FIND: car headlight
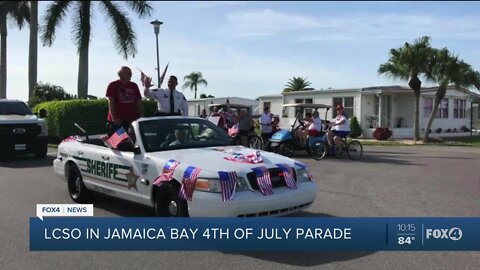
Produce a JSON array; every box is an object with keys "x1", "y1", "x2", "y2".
[
  {"x1": 195, "y1": 177, "x2": 249, "y2": 192},
  {"x1": 296, "y1": 169, "x2": 312, "y2": 182},
  {"x1": 38, "y1": 123, "x2": 48, "y2": 136}
]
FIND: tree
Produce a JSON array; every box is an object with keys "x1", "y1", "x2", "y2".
[
  {"x1": 0, "y1": 1, "x2": 30, "y2": 99},
  {"x1": 28, "y1": 0, "x2": 38, "y2": 101},
  {"x1": 378, "y1": 36, "x2": 434, "y2": 141},
  {"x1": 283, "y1": 77, "x2": 312, "y2": 92},
  {"x1": 183, "y1": 72, "x2": 208, "y2": 99},
  {"x1": 199, "y1": 93, "x2": 214, "y2": 98},
  {"x1": 28, "y1": 81, "x2": 74, "y2": 107},
  {"x1": 349, "y1": 116, "x2": 362, "y2": 138},
  {"x1": 423, "y1": 48, "x2": 480, "y2": 142},
  {"x1": 41, "y1": 1, "x2": 153, "y2": 99}
]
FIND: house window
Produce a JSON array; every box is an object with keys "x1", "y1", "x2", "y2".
[
  {"x1": 453, "y1": 99, "x2": 466, "y2": 118},
  {"x1": 332, "y1": 97, "x2": 354, "y2": 118},
  {"x1": 294, "y1": 98, "x2": 313, "y2": 118},
  {"x1": 424, "y1": 97, "x2": 448, "y2": 118}
]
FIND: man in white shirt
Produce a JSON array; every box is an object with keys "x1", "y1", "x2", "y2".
[
  {"x1": 306, "y1": 111, "x2": 323, "y2": 147},
  {"x1": 260, "y1": 107, "x2": 273, "y2": 141},
  {"x1": 143, "y1": 75, "x2": 189, "y2": 116},
  {"x1": 327, "y1": 104, "x2": 351, "y2": 150}
]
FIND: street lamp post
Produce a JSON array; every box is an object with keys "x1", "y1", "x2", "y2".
[{"x1": 150, "y1": 19, "x2": 163, "y2": 87}]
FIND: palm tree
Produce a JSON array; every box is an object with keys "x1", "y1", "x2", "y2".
[
  {"x1": 378, "y1": 36, "x2": 434, "y2": 141},
  {"x1": 283, "y1": 77, "x2": 312, "y2": 92},
  {"x1": 28, "y1": 0, "x2": 38, "y2": 101},
  {"x1": 423, "y1": 48, "x2": 480, "y2": 142},
  {"x1": 0, "y1": 1, "x2": 30, "y2": 99},
  {"x1": 183, "y1": 72, "x2": 208, "y2": 99},
  {"x1": 41, "y1": 1, "x2": 153, "y2": 99}
]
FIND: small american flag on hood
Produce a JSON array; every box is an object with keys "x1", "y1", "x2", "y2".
[
  {"x1": 179, "y1": 166, "x2": 202, "y2": 201},
  {"x1": 218, "y1": 171, "x2": 238, "y2": 202},
  {"x1": 251, "y1": 166, "x2": 273, "y2": 196},
  {"x1": 276, "y1": 163, "x2": 297, "y2": 189},
  {"x1": 153, "y1": 159, "x2": 181, "y2": 186}
]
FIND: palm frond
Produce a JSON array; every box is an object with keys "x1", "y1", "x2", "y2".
[
  {"x1": 10, "y1": 1, "x2": 30, "y2": 29},
  {"x1": 72, "y1": 1, "x2": 92, "y2": 53},
  {"x1": 100, "y1": 1, "x2": 137, "y2": 59},
  {"x1": 41, "y1": 1, "x2": 72, "y2": 46},
  {"x1": 123, "y1": 1, "x2": 153, "y2": 18}
]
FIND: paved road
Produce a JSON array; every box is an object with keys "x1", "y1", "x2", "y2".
[{"x1": 1, "y1": 146, "x2": 479, "y2": 270}]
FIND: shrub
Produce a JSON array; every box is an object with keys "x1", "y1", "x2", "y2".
[
  {"x1": 33, "y1": 99, "x2": 157, "y2": 141},
  {"x1": 373, "y1": 127, "x2": 392, "y2": 140},
  {"x1": 28, "y1": 82, "x2": 74, "y2": 108},
  {"x1": 349, "y1": 116, "x2": 362, "y2": 138},
  {"x1": 461, "y1": 126, "x2": 470, "y2": 132},
  {"x1": 446, "y1": 128, "x2": 452, "y2": 133},
  {"x1": 435, "y1": 128, "x2": 442, "y2": 133}
]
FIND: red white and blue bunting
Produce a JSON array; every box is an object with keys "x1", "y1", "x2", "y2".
[
  {"x1": 218, "y1": 171, "x2": 238, "y2": 202},
  {"x1": 251, "y1": 167, "x2": 273, "y2": 196},
  {"x1": 153, "y1": 159, "x2": 181, "y2": 186},
  {"x1": 276, "y1": 164, "x2": 297, "y2": 189},
  {"x1": 179, "y1": 166, "x2": 202, "y2": 201}
]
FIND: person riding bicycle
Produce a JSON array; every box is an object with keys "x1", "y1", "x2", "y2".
[{"x1": 327, "y1": 104, "x2": 350, "y2": 152}]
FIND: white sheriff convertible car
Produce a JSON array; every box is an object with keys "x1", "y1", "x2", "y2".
[{"x1": 53, "y1": 116, "x2": 317, "y2": 217}]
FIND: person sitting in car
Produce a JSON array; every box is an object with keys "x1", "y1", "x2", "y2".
[{"x1": 169, "y1": 129, "x2": 187, "y2": 146}]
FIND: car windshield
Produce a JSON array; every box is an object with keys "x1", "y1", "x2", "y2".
[
  {"x1": 0, "y1": 102, "x2": 33, "y2": 115},
  {"x1": 139, "y1": 118, "x2": 232, "y2": 152}
]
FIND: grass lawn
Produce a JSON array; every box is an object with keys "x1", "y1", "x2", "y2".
[
  {"x1": 442, "y1": 136, "x2": 480, "y2": 146},
  {"x1": 355, "y1": 135, "x2": 480, "y2": 147}
]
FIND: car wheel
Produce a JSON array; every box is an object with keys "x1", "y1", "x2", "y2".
[
  {"x1": 279, "y1": 142, "x2": 295, "y2": 158},
  {"x1": 155, "y1": 182, "x2": 189, "y2": 217},
  {"x1": 249, "y1": 136, "x2": 263, "y2": 149},
  {"x1": 67, "y1": 163, "x2": 92, "y2": 203}
]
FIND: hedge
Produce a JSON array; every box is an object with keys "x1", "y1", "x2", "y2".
[{"x1": 33, "y1": 99, "x2": 157, "y2": 141}]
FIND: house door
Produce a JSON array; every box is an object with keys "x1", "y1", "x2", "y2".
[{"x1": 381, "y1": 95, "x2": 392, "y2": 127}]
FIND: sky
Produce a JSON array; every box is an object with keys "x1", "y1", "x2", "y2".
[{"x1": 6, "y1": 1, "x2": 480, "y2": 102}]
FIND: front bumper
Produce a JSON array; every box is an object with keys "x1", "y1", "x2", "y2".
[
  {"x1": 0, "y1": 136, "x2": 48, "y2": 155},
  {"x1": 188, "y1": 181, "x2": 317, "y2": 217}
]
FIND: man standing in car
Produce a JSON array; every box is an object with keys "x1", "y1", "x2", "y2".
[
  {"x1": 106, "y1": 66, "x2": 143, "y2": 136},
  {"x1": 143, "y1": 75, "x2": 189, "y2": 116}
]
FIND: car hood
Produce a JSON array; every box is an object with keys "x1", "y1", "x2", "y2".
[
  {"x1": 146, "y1": 146, "x2": 303, "y2": 178},
  {"x1": 0, "y1": 114, "x2": 42, "y2": 124}
]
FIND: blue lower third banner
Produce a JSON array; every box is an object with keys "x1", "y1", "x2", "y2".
[{"x1": 30, "y1": 217, "x2": 480, "y2": 251}]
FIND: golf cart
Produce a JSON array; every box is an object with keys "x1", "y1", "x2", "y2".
[
  {"x1": 206, "y1": 103, "x2": 263, "y2": 150},
  {"x1": 269, "y1": 103, "x2": 332, "y2": 160}
]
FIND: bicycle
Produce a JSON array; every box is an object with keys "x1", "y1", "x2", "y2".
[{"x1": 324, "y1": 125, "x2": 363, "y2": 160}]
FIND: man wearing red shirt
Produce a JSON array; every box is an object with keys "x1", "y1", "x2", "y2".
[{"x1": 106, "y1": 66, "x2": 143, "y2": 135}]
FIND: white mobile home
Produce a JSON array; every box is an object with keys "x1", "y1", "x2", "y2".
[{"x1": 259, "y1": 85, "x2": 480, "y2": 139}]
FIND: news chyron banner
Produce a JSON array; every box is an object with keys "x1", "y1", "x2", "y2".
[{"x1": 31, "y1": 206, "x2": 480, "y2": 251}]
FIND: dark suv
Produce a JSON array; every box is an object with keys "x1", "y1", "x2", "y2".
[{"x1": 0, "y1": 100, "x2": 48, "y2": 159}]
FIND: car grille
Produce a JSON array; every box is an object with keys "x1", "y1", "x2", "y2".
[
  {"x1": 246, "y1": 167, "x2": 297, "y2": 190},
  {"x1": 0, "y1": 123, "x2": 41, "y2": 139},
  {"x1": 237, "y1": 202, "x2": 313, "y2": 217}
]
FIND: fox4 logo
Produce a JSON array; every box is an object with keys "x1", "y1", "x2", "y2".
[{"x1": 425, "y1": 227, "x2": 463, "y2": 241}]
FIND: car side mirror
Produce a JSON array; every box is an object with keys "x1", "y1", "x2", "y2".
[{"x1": 39, "y1": 109, "x2": 47, "y2": 118}]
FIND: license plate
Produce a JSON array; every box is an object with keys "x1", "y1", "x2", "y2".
[
  {"x1": 15, "y1": 144, "x2": 27, "y2": 151},
  {"x1": 270, "y1": 142, "x2": 279, "y2": 147}
]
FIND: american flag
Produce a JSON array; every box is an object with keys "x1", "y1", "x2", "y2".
[
  {"x1": 245, "y1": 150, "x2": 263, "y2": 164},
  {"x1": 62, "y1": 135, "x2": 79, "y2": 143},
  {"x1": 218, "y1": 171, "x2": 238, "y2": 202},
  {"x1": 179, "y1": 166, "x2": 202, "y2": 201},
  {"x1": 153, "y1": 159, "x2": 181, "y2": 186},
  {"x1": 107, "y1": 127, "x2": 129, "y2": 148},
  {"x1": 251, "y1": 167, "x2": 273, "y2": 196},
  {"x1": 276, "y1": 163, "x2": 297, "y2": 189},
  {"x1": 294, "y1": 161, "x2": 313, "y2": 180}
]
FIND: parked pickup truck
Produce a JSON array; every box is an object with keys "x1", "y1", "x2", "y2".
[{"x1": 0, "y1": 99, "x2": 48, "y2": 159}]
